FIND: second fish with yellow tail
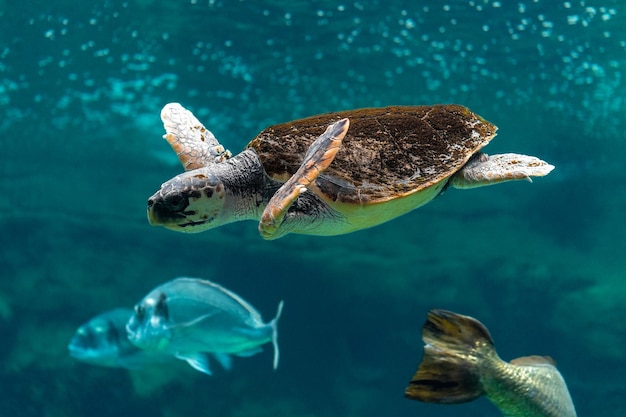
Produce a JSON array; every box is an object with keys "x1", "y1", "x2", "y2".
[{"x1": 405, "y1": 309, "x2": 577, "y2": 417}]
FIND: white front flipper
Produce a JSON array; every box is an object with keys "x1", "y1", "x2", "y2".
[
  {"x1": 450, "y1": 153, "x2": 555, "y2": 189},
  {"x1": 161, "y1": 103, "x2": 232, "y2": 170}
]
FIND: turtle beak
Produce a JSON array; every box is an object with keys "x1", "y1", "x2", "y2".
[
  {"x1": 146, "y1": 194, "x2": 163, "y2": 226},
  {"x1": 146, "y1": 192, "x2": 187, "y2": 227},
  {"x1": 147, "y1": 192, "x2": 210, "y2": 232},
  {"x1": 146, "y1": 200, "x2": 160, "y2": 226}
]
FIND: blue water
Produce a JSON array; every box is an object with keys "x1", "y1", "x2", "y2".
[{"x1": 1, "y1": 1, "x2": 624, "y2": 416}]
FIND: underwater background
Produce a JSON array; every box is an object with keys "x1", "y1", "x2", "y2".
[{"x1": 1, "y1": 0, "x2": 625, "y2": 416}]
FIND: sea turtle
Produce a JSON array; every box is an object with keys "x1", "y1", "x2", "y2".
[{"x1": 147, "y1": 103, "x2": 554, "y2": 240}]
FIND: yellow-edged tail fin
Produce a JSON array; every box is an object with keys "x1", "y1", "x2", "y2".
[{"x1": 405, "y1": 309, "x2": 494, "y2": 404}]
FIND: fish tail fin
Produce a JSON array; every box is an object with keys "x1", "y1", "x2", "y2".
[
  {"x1": 270, "y1": 300, "x2": 284, "y2": 370},
  {"x1": 405, "y1": 309, "x2": 495, "y2": 404}
]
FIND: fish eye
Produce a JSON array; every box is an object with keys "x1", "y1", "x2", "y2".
[
  {"x1": 155, "y1": 292, "x2": 169, "y2": 321},
  {"x1": 134, "y1": 304, "x2": 146, "y2": 321},
  {"x1": 105, "y1": 320, "x2": 120, "y2": 344},
  {"x1": 82, "y1": 327, "x2": 97, "y2": 348}
]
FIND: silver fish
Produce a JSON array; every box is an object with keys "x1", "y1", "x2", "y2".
[
  {"x1": 126, "y1": 277, "x2": 283, "y2": 375},
  {"x1": 405, "y1": 309, "x2": 577, "y2": 417},
  {"x1": 68, "y1": 308, "x2": 169, "y2": 369}
]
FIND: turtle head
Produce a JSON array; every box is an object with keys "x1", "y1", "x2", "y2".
[{"x1": 147, "y1": 168, "x2": 226, "y2": 233}]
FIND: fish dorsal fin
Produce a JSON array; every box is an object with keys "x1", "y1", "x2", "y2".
[
  {"x1": 510, "y1": 355, "x2": 556, "y2": 367},
  {"x1": 183, "y1": 278, "x2": 265, "y2": 323},
  {"x1": 167, "y1": 312, "x2": 216, "y2": 330}
]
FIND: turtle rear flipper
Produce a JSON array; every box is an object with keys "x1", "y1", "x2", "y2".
[
  {"x1": 161, "y1": 103, "x2": 232, "y2": 170},
  {"x1": 258, "y1": 118, "x2": 350, "y2": 240},
  {"x1": 450, "y1": 153, "x2": 555, "y2": 189}
]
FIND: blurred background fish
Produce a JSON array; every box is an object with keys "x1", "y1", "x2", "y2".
[
  {"x1": 405, "y1": 309, "x2": 577, "y2": 417},
  {"x1": 126, "y1": 277, "x2": 283, "y2": 375},
  {"x1": 68, "y1": 308, "x2": 170, "y2": 369}
]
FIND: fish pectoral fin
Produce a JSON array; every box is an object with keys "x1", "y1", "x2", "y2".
[
  {"x1": 212, "y1": 352, "x2": 233, "y2": 371},
  {"x1": 234, "y1": 347, "x2": 263, "y2": 358},
  {"x1": 175, "y1": 352, "x2": 212, "y2": 375},
  {"x1": 168, "y1": 313, "x2": 217, "y2": 330}
]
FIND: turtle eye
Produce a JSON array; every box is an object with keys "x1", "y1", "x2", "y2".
[{"x1": 165, "y1": 194, "x2": 186, "y2": 211}]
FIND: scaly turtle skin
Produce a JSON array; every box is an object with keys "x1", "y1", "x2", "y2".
[{"x1": 147, "y1": 103, "x2": 554, "y2": 240}]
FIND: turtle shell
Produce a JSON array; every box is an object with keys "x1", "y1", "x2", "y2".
[{"x1": 246, "y1": 105, "x2": 497, "y2": 204}]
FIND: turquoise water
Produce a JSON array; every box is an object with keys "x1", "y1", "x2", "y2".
[{"x1": 1, "y1": 0, "x2": 624, "y2": 416}]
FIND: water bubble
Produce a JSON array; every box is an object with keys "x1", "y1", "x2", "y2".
[{"x1": 567, "y1": 15, "x2": 579, "y2": 25}]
